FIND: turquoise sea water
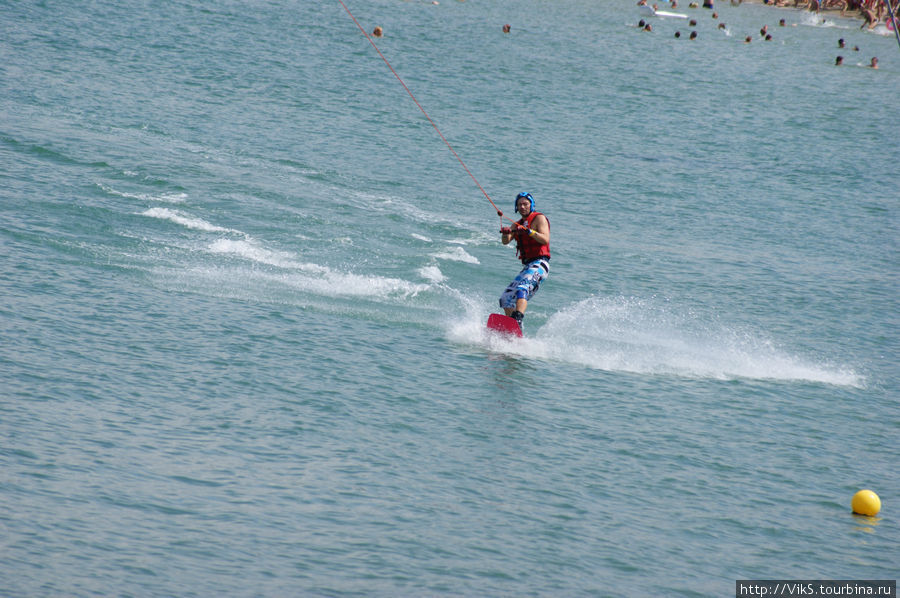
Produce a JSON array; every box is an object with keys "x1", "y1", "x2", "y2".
[{"x1": 2, "y1": 0, "x2": 897, "y2": 595}]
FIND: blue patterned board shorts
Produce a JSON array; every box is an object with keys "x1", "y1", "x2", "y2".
[{"x1": 499, "y1": 258, "x2": 550, "y2": 309}]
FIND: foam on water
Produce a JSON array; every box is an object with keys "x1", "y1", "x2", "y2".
[
  {"x1": 135, "y1": 201, "x2": 440, "y2": 306},
  {"x1": 449, "y1": 296, "x2": 862, "y2": 386},
  {"x1": 798, "y1": 12, "x2": 842, "y2": 28},
  {"x1": 208, "y1": 238, "x2": 305, "y2": 269},
  {"x1": 432, "y1": 245, "x2": 480, "y2": 264},
  {"x1": 100, "y1": 183, "x2": 187, "y2": 204},
  {"x1": 869, "y1": 24, "x2": 893, "y2": 36},
  {"x1": 418, "y1": 264, "x2": 446, "y2": 283},
  {"x1": 142, "y1": 208, "x2": 240, "y2": 234},
  {"x1": 172, "y1": 264, "x2": 433, "y2": 304},
  {"x1": 200, "y1": 239, "x2": 431, "y2": 301},
  {"x1": 346, "y1": 189, "x2": 461, "y2": 227}
]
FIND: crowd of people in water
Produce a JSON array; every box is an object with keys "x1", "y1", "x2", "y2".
[
  {"x1": 632, "y1": 0, "x2": 887, "y2": 67},
  {"x1": 368, "y1": 0, "x2": 890, "y2": 69},
  {"x1": 790, "y1": 0, "x2": 894, "y2": 31}
]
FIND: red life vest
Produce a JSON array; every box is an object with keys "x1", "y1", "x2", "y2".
[{"x1": 515, "y1": 211, "x2": 551, "y2": 263}]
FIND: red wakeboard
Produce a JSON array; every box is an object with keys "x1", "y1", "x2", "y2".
[{"x1": 486, "y1": 313, "x2": 523, "y2": 338}]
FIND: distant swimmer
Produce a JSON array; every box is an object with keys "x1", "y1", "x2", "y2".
[
  {"x1": 838, "y1": 38, "x2": 845, "y2": 48},
  {"x1": 502, "y1": 23, "x2": 511, "y2": 33},
  {"x1": 644, "y1": 23, "x2": 654, "y2": 31},
  {"x1": 373, "y1": 26, "x2": 383, "y2": 37},
  {"x1": 690, "y1": 30, "x2": 698, "y2": 39},
  {"x1": 869, "y1": 56, "x2": 878, "y2": 69},
  {"x1": 835, "y1": 55, "x2": 844, "y2": 65},
  {"x1": 745, "y1": 35, "x2": 752, "y2": 42},
  {"x1": 499, "y1": 193, "x2": 550, "y2": 328},
  {"x1": 675, "y1": 30, "x2": 682, "y2": 37}
]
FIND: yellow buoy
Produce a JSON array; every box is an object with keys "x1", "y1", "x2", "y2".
[{"x1": 851, "y1": 489, "x2": 881, "y2": 516}]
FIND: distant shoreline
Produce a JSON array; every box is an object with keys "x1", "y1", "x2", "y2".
[{"x1": 715, "y1": 0, "x2": 890, "y2": 29}]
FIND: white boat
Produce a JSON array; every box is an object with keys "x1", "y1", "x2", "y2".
[{"x1": 639, "y1": 4, "x2": 690, "y2": 18}]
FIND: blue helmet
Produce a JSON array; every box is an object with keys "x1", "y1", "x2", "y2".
[{"x1": 515, "y1": 192, "x2": 535, "y2": 214}]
